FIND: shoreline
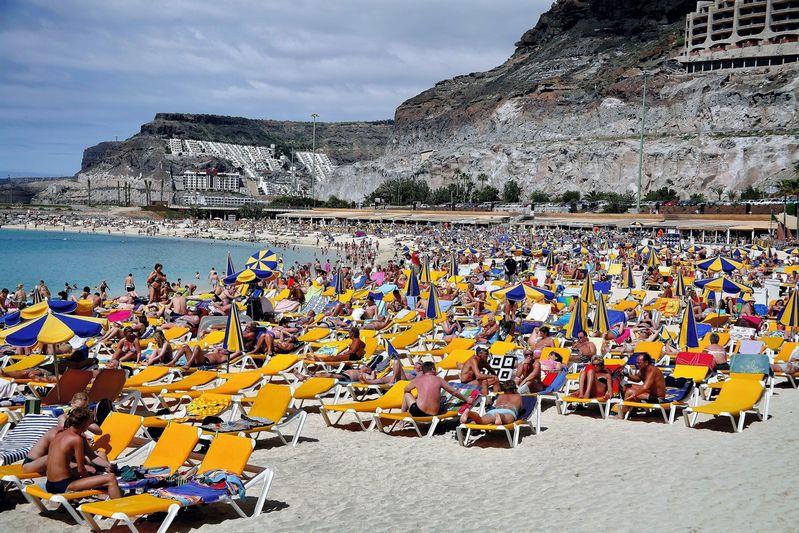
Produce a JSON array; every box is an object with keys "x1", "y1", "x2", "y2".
[{"x1": 0, "y1": 222, "x2": 397, "y2": 265}]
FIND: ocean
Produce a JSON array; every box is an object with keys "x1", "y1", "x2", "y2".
[{"x1": 0, "y1": 229, "x2": 329, "y2": 295}]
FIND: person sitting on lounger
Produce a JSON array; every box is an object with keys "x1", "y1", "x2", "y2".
[
  {"x1": 43, "y1": 407, "x2": 121, "y2": 498},
  {"x1": 306, "y1": 327, "x2": 365, "y2": 363},
  {"x1": 111, "y1": 328, "x2": 141, "y2": 364},
  {"x1": 517, "y1": 353, "x2": 564, "y2": 394},
  {"x1": 621, "y1": 353, "x2": 665, "y2": 408},
  {"x1": 459, "y1": 380, "x2": 522, "y2": 425},
  {"x1": 459, "y1": 346, "x2": 499, "y2": 395},
  {"x1": 143, "y1": 331, "x2": 174, "y2": 365},
  {"x1": 573, "y1": 355, "x2": 614, "y2": 400},
  {"x1": 403, "y1": 361, "x2": 470, "y2": 417},
  {"x1": 772, "y1": 344, "x2": 799, "y2": 374},
  {"x1": 704, "y1": 333, "x2": 728, "y2": 370},
  {"x1": 475, "y1": 317, "x2": 500, "y2": 344},
  {"x1": 571, "y1": 330, "x2": 597, "y2": 364}
]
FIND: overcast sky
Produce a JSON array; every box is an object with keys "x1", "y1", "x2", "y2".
[{"x1": 0, "y1": 0, "x2": 550, "y2": 176}]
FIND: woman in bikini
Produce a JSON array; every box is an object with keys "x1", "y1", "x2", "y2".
[{"x1": 459, "y1": 381, "x2": 522, "y2": 425}]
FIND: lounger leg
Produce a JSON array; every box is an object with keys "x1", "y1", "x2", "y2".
[
  {"x1": 504, "y1": 428, "x2": 513, "y2": 448},
  {"x1": 427, "y1": 417, "x2": 440, "y2": 438},
  {"x1": 291, "y1": 411, "x2": 307, "y2": 447},
  {"x1": 52, "y1": 497, "x2": 86, "y2": 525},
  {"x1": 155, "y1": 504, "x2": 182, "y2": 533},
  {"x1": 534, "y1": 397, "x2": 541, "y2": 434},
  {"x1": 79, "y1": 509, "x2": 102, "y2": 532},
  {"x1": 320, "y1": 409, "x2": 332, "y2": 426},
  {"x1": 737, "y1": 412, "x2": 746, "y2": 433},
  {"x1": 682, "y1": 410, "x2": 695, "y2": 428},
  {"x1": 667, "y1": 406, "x2": 676, "y2": 425}
]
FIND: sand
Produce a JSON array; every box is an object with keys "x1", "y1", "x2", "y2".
[{"x1": 2, "y1": 383, "x2": 795, "y2": 532}]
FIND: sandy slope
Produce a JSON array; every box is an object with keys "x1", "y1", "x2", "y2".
[{"x1": 2, "y1": 382, "x2": 795, "y2": 532}]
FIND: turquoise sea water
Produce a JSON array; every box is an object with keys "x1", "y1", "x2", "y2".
[{"x1": 0, "y1": 229, "x2": 327, "y2": 296}]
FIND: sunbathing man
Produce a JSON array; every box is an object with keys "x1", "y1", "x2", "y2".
[
  {"x1": 704, "y1": 333, "x2": 728, "y2": 370},
  {"x1": 620, "y1": 354, "x2": 665, "y2": 416},
  {"x1": 573, "y1": 355, "x2": 614, "y2": 399},
  {"x1": 475, "y1": 316, "x2": 500, "y2": 344},
  {"x1": 571, "y1": 331, "x2": 597, "y2": 364},
  {"x1": 459, "y1": 346, "x2": 499, "y2": 395},
  {"x1": 403, "y1": 361, "x2": 470, "y2": 417},
  {"x1": 43, "y1": 407, "x2": 121, "y2": 498},
  {"x1": 460, "y1": 380, "x2": 523, "y2": 425},
  {"x1": 24, "y1": 393, "x2": 107, "y2": 474},
  {"x1": 167, "y1": 343, "x2": 239, "y2": 369}
]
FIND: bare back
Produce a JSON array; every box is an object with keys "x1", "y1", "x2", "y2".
[{"x1": 411, "y1": 373, "x2": 444, "y2": 414}]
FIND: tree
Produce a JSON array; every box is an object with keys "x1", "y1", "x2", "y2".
[
  {"x1": 710, "y1": 185, "x2": 725, "y2": 202},
  {"x1": 601, "y1": 192, "x2": 634, "y2": 213},
  {"x1": 726, "y1": 190, "x2": 738, "y2": 203},
  {"x1": 739, "y1": 186, "x2": 764, "y2": 200},
  {"x1": 476, "y1": 173, "x2": 489, "y2": 189},
  {"x1": 502, "y1": 180, "x2": 522, "y2": 203},
  {"x1": 431, "y1": 184, "x2": 457, "y2": 205},
  {"x1": 689, "y1": 193, "x2": 706, "y2": 203},
  {"x1": 643, "y1": 187, "x2": 678, "y2": 202},
  {"x1": 473, "y1": 185, "x2": 500, "y2": 203},
  {"x1": 529, "y1": 190, "x2": 549, "y2": 203},
  {"x1": 560, "y1": 190, "x2": 581, "y2": 204},
  {"x1": 365, "y1": 177, "x2": 431, "y2": 205},
  {"x1": 584, "y1": 191, "x2": 603, "y2": 203},
  {"x1": 325, "y1": 195, "x2": 351, "y2": 208}
]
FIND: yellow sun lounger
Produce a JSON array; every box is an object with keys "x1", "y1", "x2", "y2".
[
  {"x1": 683, "y1": 376, "x2": 767, "y2": 432},
  {"x1": 227, "y1": 354, "x2": 301, "y2": 380},
  {"x1": 226, "y1": 383, "x2": 307, "y2": 447},
  {"x1": 409, "y1": 337, "x2": 475, "y2": 358},
  {"x1": 296, "y1": 327, "x2": 333, "y2": 343},
  {"x1": 23, "y1": 412, "x2": 144, "y2": 525},
  {"x1": 291, "y1": 377, "x2": 341, "y2": 407},
  {"x1": 373, "y1": 409, "x2": 459, "y2": 438},
  {"x1": 162, "y1": 371, "x2": 263, "y2": 402},
  {"x1": 123, "y1": 370, "x2": 219, "y2": 411},
  {"x1": 79, "y1": 434, "x2": 274, "y2": 533},
  {"x1": 320, "y1": 380, "x2": 409, "y2": 430},
  {"x1": 122, "y1": 366, "x2": 174, "y2": 388}
]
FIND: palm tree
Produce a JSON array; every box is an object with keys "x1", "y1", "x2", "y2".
[
  {"x1": 726, "y1": 190, "x2": 738, "y2": 203},
  {"x1": 710, "y1": 185, "x2": 725, "y2": 202}
]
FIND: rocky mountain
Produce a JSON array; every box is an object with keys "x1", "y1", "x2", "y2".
[
  {"x1": 324, "y1": 0, "x2": 799, "y2": 201},
  {"x1": 35, "y1": 114, "x2": 393, "y2": 205}
]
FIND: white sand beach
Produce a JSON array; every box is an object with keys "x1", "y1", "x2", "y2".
[{"x1": 2, "y1": 384, "x2": 794, "y2": 532}]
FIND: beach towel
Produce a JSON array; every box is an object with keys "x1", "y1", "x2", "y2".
[
  {"x1": 0, "y1": 414, "x2": 59, "y2": 465},
  {"x1": 150, "y1": 469, "x2": 245, "y2": 506},
  {"x1": 117, "y1": 465, "x2": 173, "y2": 491}
]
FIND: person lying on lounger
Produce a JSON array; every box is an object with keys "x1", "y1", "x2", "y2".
[
  {"x1": 306, "y1": 327, "x2": 364, "y2": 363},
  {"x1": 403, "y1": 361, "x2": 470, "y2": 417},
  {"x1": 459, "y1": 380, "x2": 522, "y2": 425}
]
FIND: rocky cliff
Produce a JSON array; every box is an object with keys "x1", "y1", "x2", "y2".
[
  {"x1": 35, "y1": 114, "x2": 394, "y2": 205},
  {"x1": 324, "y1": 0, "x2": 799, "y2": 201}
]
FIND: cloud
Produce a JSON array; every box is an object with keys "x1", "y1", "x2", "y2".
[{"x1": 0, "y1": 0, "x2": 551, "y2": 174}]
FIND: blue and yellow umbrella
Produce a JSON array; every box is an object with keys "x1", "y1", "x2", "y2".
[
  {"x1": 673, "y1": 274, "x2": 686, "y2": 297},
  {"x1": 460, "y1": 247, "x2": 479, "y2": 256},
  {"x1": 450, "y1": 253, "x2": 460, "y2": 277},
  {"x1": 419, "y1": 260, "x2": 432, "y2": 284},
  {"x1": 405, "y1": 269, "x2": 421, "y2": 298},
  {"x1": 678, "y1": 303, "x2": 699, "y2": 349},
  {"x1": 224, "y1": 268, "x2": 278, "y2": 285},
  {"x1": 425, "y1": 284, "x2": 442, "y2": 320},
  {"x1": 332, "y1": 268, "x2": 346, "y2": 298},
  {"x1": 621, "y1": 266, "x2": 635, "y2": 289},
  {"x1": 31, "y1": 287, "x2": 44, "y2": 305},
  {"x1": 564, "y1": 297, "x2": 588, "y2": 340},
  {"x1": 245, "y1": 249, "x2": 279, "y2": 271},
  {"x1": 697, "y1": 255, "x2": 743, "y2": 273},
  {"x1": 645, "y1": 251, "x2": 660, "y2": 269},
  {"x1": 693, "y1": 275, "x2": 752, "y2": 294},
  {"x1": 491, "y1": 283, "x2": 554, "y2": 302},
  {"x1": 593, "y1": 293, "x2": 610, "y2": 335},
  {"x1": 21, "y1": 300, "x2": 78, "y2": 320},
  {"x1": 0, "y1": 311, "x2": 105, "y2": 347},
  {"x1": 778, "y1": 288, "x2": 799, "y2": 328},
  {"x1": 223, "y1": 303, "x2": 244, "y2": 372},
  {"x1": 226, "y1": 251, "x2": 236, "y2": 278},
  {"x1": 544, "y1": 251, "x2": 557, "y2": 269},
  {"x1": 580, "y1": 274, "x2": 597, "y2": 305}
]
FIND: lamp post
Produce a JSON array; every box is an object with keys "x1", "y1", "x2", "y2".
[{"x1": 311, "y1": 113, "x2": 319, "y2": 202}]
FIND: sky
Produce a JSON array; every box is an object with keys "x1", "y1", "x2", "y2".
[{"x1": 0, "y1": 0, "x2": 550, "y2": 176}]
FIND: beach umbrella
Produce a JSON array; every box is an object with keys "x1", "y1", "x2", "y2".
[
  {"x1": 678, "y1": 303, "x2": 699, "y2": 349},
  {"x1": 645, "y1": 251, "x2": 660, "y2": 269},
  {"x1": 621, "y1": 266, "x2": 635, "y2": 289},
  {"x1": 778, "y1": 288, "x2": 799, "y2": 328},
  {"x1": 698, "y1": 255, "x2": 743, "y2": 273},
  {"x1": 564, "y1": 297, "x2": 588, "y2": 340},
  {"x1": 491, "y1": 282, "x2": 554, "y2": 302},
  {"x1": 785, "y1": 247, "x2": 799, "y2": 256},
  {"x1": 226, "y1": 251, "x2": 236, "y2": 278},
  {"x1": 32, "y1": 287, "x2": 44, "y2": 305},
  {"x1": 223, "y1": 303, "x2": 245, "y2": 373},
  {"x1": 544, "y1": 251, "x2": 557, "y2": 269},
  {"x1": 673, "y1": 274, "x2": 686, "y2": 298},
  {"x1": 425, "y1": 284, "x2": 442, "y2": 320},
  {"x1": 449, "y1": 253, "x2": 460, "y2": 277},
  {"x1": 332, "y1": 267, "x2": 345, "y2": 295},
  {"x1": 580, "y1": 274, "x2": 596, "y2": 305},
  {"x1": 223, "y1": 267, "x2": 278, "y2": 285},
  {"x1": 693, "y1": 275, "x2": 752, "y2": 294},
  {"x1": 20, "y1": 300, "x2": 78, "y2": 320},
  {"x1": 730, "y1": 247, "x2": 747, "y2": 260},
  {"x1": 0, "y1": 312, "x2": 106, "y2": 402},
  {"x1": 245, "y1": 249, "x2": 279, "y2": 271},
  {"x1": 637, "y1": 245, "x2": 652, "y2": 256},
  {"x1": 593, "y1": 293, "x2": 610, "y2": 335},
  {"x1": 419, "y1": 260, "x2": 432, "y2": 284},
  {"x1": 405, "y1": 269, "x2": 420, "y2": 298},
  {"x1": 459, "y1": 247, "x2": 479, "y2": 256}
]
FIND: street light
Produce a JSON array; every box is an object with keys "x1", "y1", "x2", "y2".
[
  {"x1": 636, "y1": 71, "x2": 648, "y2": 214},
  {"x1": 311, "y1": 113, "x2": 319, "y2": 202}
]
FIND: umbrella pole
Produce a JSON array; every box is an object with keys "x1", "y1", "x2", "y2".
[{"x1": 50, "y1": 344, "x2": 62, "y2": 404}]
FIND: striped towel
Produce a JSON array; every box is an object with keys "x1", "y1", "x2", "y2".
[{"x1": 0, "y1": 414, "x2": 58, "y2": 465}]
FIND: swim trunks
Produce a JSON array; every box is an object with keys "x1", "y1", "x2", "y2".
[
  {"x1": 408, "y1": 402, "x2": 440, "y2": 417},
  {"x1": 45, "y1": 477, "x2": 75, "y2": 494}
]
